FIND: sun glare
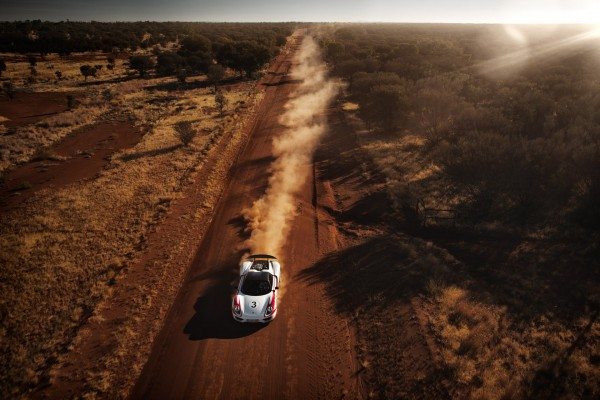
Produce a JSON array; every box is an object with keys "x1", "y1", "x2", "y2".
[
  {"x1": 501, "y1": 0, "x2": 600, "y2": 24},
  {"x1": 478, "y1": 24, "x2": 600, "y2": 77}
]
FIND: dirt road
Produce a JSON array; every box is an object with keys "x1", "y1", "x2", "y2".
[{"x1": 131, "y1": 33, "x2": 360, "y2": 399}]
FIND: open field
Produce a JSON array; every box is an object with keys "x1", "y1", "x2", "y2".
[{"x1": 0, "y1": 22, "x2": 290, "y2": 398}]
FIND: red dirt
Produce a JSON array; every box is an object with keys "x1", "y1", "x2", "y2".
[
  {"x1": 0, "y1": 121, "x2": 143, "y2": 209},
  {"x1": 0, "y1": 91, "x2": 77, "y2": 128},
  {"x1": 35, "y1": 33, "x2": 362, "y2": 400},
  {"x1": 131, "y1": 35, "x2": 360, "y2": 400}
]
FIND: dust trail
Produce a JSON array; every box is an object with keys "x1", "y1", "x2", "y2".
[{"x1": 242, "y1": 35, "x2": 339, "y2": 258}]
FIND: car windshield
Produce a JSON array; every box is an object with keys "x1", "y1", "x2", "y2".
[{"x1": 240, "y1": 272, "x2": 273, "y2": 296}]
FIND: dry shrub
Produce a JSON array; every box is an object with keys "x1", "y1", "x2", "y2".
[
  {"x1": 174, "y1": 121, "x2": 195, "y2": 146},
  {"x1": 431, "y1": 286, "x2": 508, "y2": 397},
  {"x1": 429, "y1": 286, "x2": 600, "y2": 400},
  {"x1": 30, "y1": 149, "x2": 66, "y2": 162}
]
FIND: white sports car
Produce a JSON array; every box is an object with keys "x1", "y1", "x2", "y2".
[{"x1": 232, "y1": 254, "x2": 281, "y2": 322}]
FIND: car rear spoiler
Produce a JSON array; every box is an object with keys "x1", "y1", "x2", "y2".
[{"x1": 247, "y1": 253, "x2": 277, "y2": 260}]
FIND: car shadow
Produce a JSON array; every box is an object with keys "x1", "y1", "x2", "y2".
[{"x1": 183, "y1": 255, "x2": 266, "y2": 340}]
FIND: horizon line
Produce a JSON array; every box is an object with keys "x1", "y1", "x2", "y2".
[{"x1": 1, "y1": 20, "x2": 598, "y2": 26}]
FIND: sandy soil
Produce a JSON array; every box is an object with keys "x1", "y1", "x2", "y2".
[
  {"x1": 131, "y1": 34, "x2": 361, "y2": 400},
  {"x1": 28, "y1": 32, "x2": 359, "y2": 399},
  {"x1": 0, "y1": 120, "x2": 142, "y2": 208},
  {"x1": 16, "y1": 32, "x2": 453, "y2": 400},
  {"x1": 0, "y1": 91, "x2": 78, "y2": 128}
]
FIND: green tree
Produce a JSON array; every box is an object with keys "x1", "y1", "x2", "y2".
[
  {"x1": 79, "y1": 65, "x2": 97, "y2": 80},
  {"x1": 217, "y1": 40, "x2": 271, "y2": 77},
  {"x1": 129, "y1": 55, "x2": 155, "y2": 77},
  {"x1": 177, "y1": 68, "x2": 188, "y2": 83},
  {"x1": 275, "y1": 35, "x2": 287, "y2": 47},
  {"x1": 416, "y1": 86, "x2": 463, "y2": 141},
  {"x1": 207, "y1": 64, "x2": 225, "y2": 90},
  {"x1": 325, "y1": 42, "x2": 345, "y2": 62},
  {"x1": 350, "y1": 72, "x2": 403, "y2": 97},
  {"x1": 367, "y1": 85, "x2": 410, "y2": 132},
  {"x1": 66, "y1": 94, "x2": 76, "y2": 109},
  {"x1": 106, "y1": 54, "x2": 116, "y2": 73},
  {"x1": 180, "y1": 35, "x2": 211, "y2": 54},
  {"x1": 393, "y1": 43, "x2": 419, "y2": 59},
  {"x1": 2, "y1": 81, "x2": 16, "y2": 100},
  {"x1": 333, "y1": 59, "x2": 364, "y2": 78},
  {"x1": 175, "y1": 121, "x2": 195, "y2": 147},
  {"x1": 156, "y1": 51, "x2": 184, "y2": 76},
  {"x1": 27, "y1": 54, "x2": 37, "y2": 67},
  {"x1": 215, "y1": 90, "x2": 227, "y2": 117},
  {"x1": 237, "y1": 41, "x2": 271, "y2": 77},
  {"x1": 186, "y1": 52, "x2": 212, "y2": 74}
]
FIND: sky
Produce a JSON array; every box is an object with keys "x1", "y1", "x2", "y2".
[{"x1": 1, "y1": 0, "x2": 600, "y2": 23}]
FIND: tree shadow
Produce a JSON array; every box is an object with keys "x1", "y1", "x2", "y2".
[
  {"x1": 24, "y1": 111, "x2": 60, "y2": 119},
  {"x1": 146, "y1": 75, "x2": 249, "y2": 92},
  {"x1": 325, "y1": 189, "x2": 391, "y2": 226},
  {"x1": 145, "y1": 95, "x2": 179, "y2": 105},
  {"x1": 237, "y1": 155, "x2": 275, "y2": 170},
  {"x1": 418, "y1": 222, "x2": 598, "y2": 324},
  {"x1": 315, "y1": 110, "x2": 387, "y2": 186},
  {"x1": 228, "y1": 214, "x2": 250, "y2": 243},
  {"x1": 299, "y1": 236, "x2": 459, "y2": 316},
  {"x1": 120, "y1": 144, "x2": 181, "y2": 161},
  {"x1": 527, "y1": 308, "x2": 599, "y2": 399},
  {"x1": 77, "y1": 75, "x2": 136, "y2": 87}
]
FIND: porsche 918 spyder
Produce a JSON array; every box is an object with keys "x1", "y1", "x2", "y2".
[{"x1": 232, "y1": 254, "x2": 281, "y2": 322}]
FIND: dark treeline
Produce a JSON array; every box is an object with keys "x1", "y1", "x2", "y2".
[
  {"x1": 0, "y1": 21, "x2": 293, "y2": 55},
  {"x1": 0, "y1": 21, "x2": 295, "y2": 81},
  {"x1": 322, "y1": 24, "x2": 600, "y2": 231}
]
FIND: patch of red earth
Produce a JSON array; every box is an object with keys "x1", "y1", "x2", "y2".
[
  {"x1": 0, "y1": 121, "x2": 143, "y2": 209},
  {"x1": 0, "y1": 91, "x2": 78, "y2": 128}
]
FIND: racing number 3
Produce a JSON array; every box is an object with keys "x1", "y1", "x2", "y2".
[{"x1": 251, "y1": 301, "x2": 257, "y2": 308}]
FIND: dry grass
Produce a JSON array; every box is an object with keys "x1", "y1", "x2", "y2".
[
  {"x1": 74, "y1": 86, "x2": 263, "y2": 399},
  {"x1": 427, "y1": 285, "x2": 599, "y2": 400},
  {"x1": 0, "y1": 51, "x2": 140, "y2": 172},
  {"x1": 336, "y1": 99, "x2": 600, "y2": 400},
  {"x1": 0, "y1": 96, "x2": 107, "y2": 172},
  {"x1": 0, "y1": 53, "x2": 129, "y2": 86},
  {"x1": 0, "y1": 53, "x2": 264, "y2": 397},
  {"x1": 357, "y1": 128, "x2": 457, "y2": 215}
]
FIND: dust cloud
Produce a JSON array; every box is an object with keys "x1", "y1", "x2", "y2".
[{"x1": 242, "y1": 35, "x2": 339, "y2": 258}]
